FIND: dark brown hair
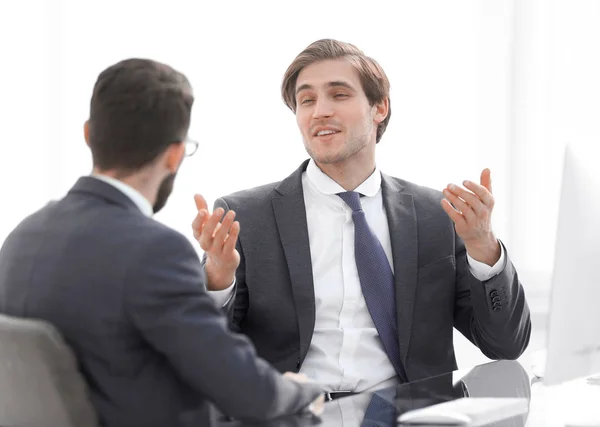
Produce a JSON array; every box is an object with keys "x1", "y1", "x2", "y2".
[{"x1": 88, "y1": 58, "x2": 194, "y2": 172}]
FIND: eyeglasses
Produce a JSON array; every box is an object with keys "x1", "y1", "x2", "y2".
[{"x1": 184, "y1": 138, "x2": 199, "y2": 157}]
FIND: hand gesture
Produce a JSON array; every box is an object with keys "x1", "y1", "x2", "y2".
[
  {"x1": 191, "y1": 194, "x2": 240, "y2": 290},
  {"x1": 441, "y1": 168, "x2": 501, "y2": 266}
]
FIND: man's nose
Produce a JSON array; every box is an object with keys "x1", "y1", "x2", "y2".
[{"x1": 312, "y1": 97, "x2": 334, "y2": 119}]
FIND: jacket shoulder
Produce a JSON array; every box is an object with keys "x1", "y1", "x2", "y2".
[
  {"x1": 386, "y1": 175, "x2": 444, "y2": 203},
  {"x1": 217, "y1": 181, "x2": 282, "y2": 211}
]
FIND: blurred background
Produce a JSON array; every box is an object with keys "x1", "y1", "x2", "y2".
[{"x1": 1, "y1": 0, "x2": 599, "y2": 369}]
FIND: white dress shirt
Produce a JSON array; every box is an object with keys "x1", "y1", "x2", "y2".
[
  {"x1": 211, "y1": 160, "x2": 505, "y2": 392},
  {"x1": 91, "y1": 174, "x2": 153, "y2": 217}
]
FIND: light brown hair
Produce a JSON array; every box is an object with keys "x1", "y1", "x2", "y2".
[{"x1": 281, "y1": 39, "x2": 391, "y2": 143}]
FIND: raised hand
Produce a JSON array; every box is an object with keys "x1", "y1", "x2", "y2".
[
  {"x1": 192, "y1": 194, "x2": 240, "y2": 290},
  {"x1": 441, "y1": 168, "x2": 501, "y2": 266}
]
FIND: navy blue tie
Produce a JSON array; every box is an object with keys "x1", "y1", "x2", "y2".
[
  {"x1": 338, "y1": 191, "x2": 403, "y2": 378},
  {"x1": 361, "y1": 389, "x2": 397, "y2": 427}
]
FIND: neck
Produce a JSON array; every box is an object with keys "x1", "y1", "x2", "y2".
[
  {"x1": 314, "y1": 144, "x2": 377, "y2": 191},
  {"x1": 92, "y1": 167, "x2": 158, "y2": 207}
]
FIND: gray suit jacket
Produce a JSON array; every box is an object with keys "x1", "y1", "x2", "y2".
[
  {"x1": 215, "y1": 161, "x2": 531, "y2": 382},
  {"x1": 0, "y1": 177, "x2": 322, "y2": 427}
]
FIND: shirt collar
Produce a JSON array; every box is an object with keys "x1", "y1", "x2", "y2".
[
  {"x1": 305, "y1": 159, "x2": 382, "y2": 197},
  {"x1": 91, "y1": 174, "x2": 154, "y2": 217}
]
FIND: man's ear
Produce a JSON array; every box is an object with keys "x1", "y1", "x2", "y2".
[
  {"x1": 373, "y1": 97, "x2": 389, "y2": 125},
  {"x1": 165, "y1": 142, "x2": 185, "y2": 174},
  {"x1": 83, "y1": 120, "x2": 90, "y2": 147}
]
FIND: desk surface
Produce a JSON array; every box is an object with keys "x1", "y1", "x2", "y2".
[{"x1": 217, "y1": 360, "x2": 600, "y2": 426}]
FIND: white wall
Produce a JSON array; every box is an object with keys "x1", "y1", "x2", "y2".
[
  {"x1": 0, "y1": 0, "x2": 54, "y2": 240},
  {"x1": 1, "y1": 0, "x2": 511, "y2": 249},
  {"x1": 3, "y1": 0, "x2": 598, "y2": 368}
]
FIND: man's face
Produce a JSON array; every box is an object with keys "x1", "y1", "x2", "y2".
[{"x1": 294, "y1": 59, "x2": 381, "y2": 166}]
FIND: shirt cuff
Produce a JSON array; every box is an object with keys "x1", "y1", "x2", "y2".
[
  {"x1": 208, "y1": 280, "x2": 236, "y2": 307},
  {"x1": 466, "y1": 243, "x2": 506, "y2": 281}
]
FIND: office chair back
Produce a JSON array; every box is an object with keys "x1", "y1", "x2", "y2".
[{"x1": 0, "y1": 313, "x2": 99, "y2": 427}]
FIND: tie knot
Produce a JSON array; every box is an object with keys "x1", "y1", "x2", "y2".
[{"x1": 337, "y1": 191, "x2": 362, "y2": 212}]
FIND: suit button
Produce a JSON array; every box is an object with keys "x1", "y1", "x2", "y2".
[
  {"x1": 490, "y1": 290, "x2": 499, "y2": 298},
  {"x1": 493, "y1": 304, "x2": 502, "y2": 311},
  {"x1": 492, "y1": 296, "x2": 501, "y2": 303}
]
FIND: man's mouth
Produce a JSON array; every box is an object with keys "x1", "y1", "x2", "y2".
[{"x1": 313, "y1": 128, "x2": 341, "y2": 137}]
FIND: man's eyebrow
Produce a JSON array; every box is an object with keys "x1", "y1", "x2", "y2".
[
  {"x1": 296, "y1": 84, "x2": 313, "y2": 95},
  {"x1": 295, "y1": 81, "x2": 356, "y2": 96},
  {"x1": 327, "y1": 81, "x2": 355, "y2": 91}
]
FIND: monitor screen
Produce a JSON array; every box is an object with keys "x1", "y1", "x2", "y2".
[{"x1": 544, "y1": 143, "x2": 600, "y2": 385}]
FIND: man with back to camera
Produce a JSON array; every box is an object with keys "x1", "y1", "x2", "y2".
[
  {"x1": 192, "y1": 39, "x2": 531, "y2": 399},
  {"x1": 0, "y1": 58, "x2": 323, "y2": 427}
]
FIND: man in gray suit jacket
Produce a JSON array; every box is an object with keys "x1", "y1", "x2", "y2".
[
  {"x1": 0, "y1": 59, "x2": 323, "y2": 427},
  {"x1": 192, "y1": 39, "x2": 531, "y2": 397}
]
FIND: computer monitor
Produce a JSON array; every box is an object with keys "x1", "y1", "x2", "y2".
[{"x1": 544, "y1": 143, "x2": 600, "y2": 385}]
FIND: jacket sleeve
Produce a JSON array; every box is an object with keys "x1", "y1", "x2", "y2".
[
  {"x1": 125, "y1": 228, "x2": 322, "y2": 421},
  {"x1": 209, "y1": 197, "x2": 249, "y2": 333},
  {"x1": 453, "y1": 236, "x2": 532, "y2": 360}
]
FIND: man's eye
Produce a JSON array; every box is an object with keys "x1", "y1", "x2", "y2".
[{"x1": 300, "y1": 99, "x2": 314, "y2": 105}]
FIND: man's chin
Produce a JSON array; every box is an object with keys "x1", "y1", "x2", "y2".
[
  {"x1": 305, "y1": 146, "x2": 341, "y2": 164},
  {"x1": 310, "y1": 151, "x2": 349, "y2": 165}
]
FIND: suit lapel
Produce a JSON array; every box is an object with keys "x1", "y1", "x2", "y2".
[
  {"x1": 271, "y1": 160, "x2": 315, "y2": 361},
  {"x1": 381, "y1": 174, "x2": 418, "y2": 365}
]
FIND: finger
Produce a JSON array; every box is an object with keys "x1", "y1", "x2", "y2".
[
  {"x1": 294, "y1": 373, "x2": 308, "y2": 383},
  {"x1": 311, "y1": 394, "x2": 325, "y2": 416},
  {"x1": 194, "y1": 194, "x2": 208, "y2": 212},
  {"x1": 442, "y1": 189, "x2": 477, "y2": 222},
  {"x1": 445, "y1": 183, "x2": 485, "y2": 216},
  {"x1": 212, "y1": 222, "x2": 222, "y2": 237},
  {"x1": 480, "y1": 168, "x2": 492, "y2": 194},
  {"x1": 222, "y1": 221, "x2": 240, "y2": 254},
  {"x1": 462, "y1": 179, "x2": 494, "y2": 207},
  {"x1": 441, "y1": 198, "x2": 467, "y2": 227},
  {"x1": 191, "y1": 210, "x2": 208, "y2": 239},
  {"x1": 211, "y1": 210, "x2": 237, "y2": 253},
  {"x1": 283, "y1": 372, "x2": 308, "y2": 383},
  {"x1": 198, "y1": 208, "x2": 225, "y2": 251}
]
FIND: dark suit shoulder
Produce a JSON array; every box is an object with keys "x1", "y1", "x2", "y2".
[
  {"x1": 217, "y1": 180, "x2": 282, "y2": 211},
  {"x1": 135, "y1": 220, "x2": 200, "y2": 267},
  {"x1": 386, "y1": 175, "x2": 444, "y2": 202},
  {"x1": 7, "y1": 194, "x2": 195, "y2": 262},
  {"x1": 217, "y1": 160, "x2": 308, "y2": 212},
  {"x1": 133, "y1": 214, "x2": 193, "y2": 247},
  {"x1": 383, "y1": 175, "x2": 450, "y2": 226}
]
